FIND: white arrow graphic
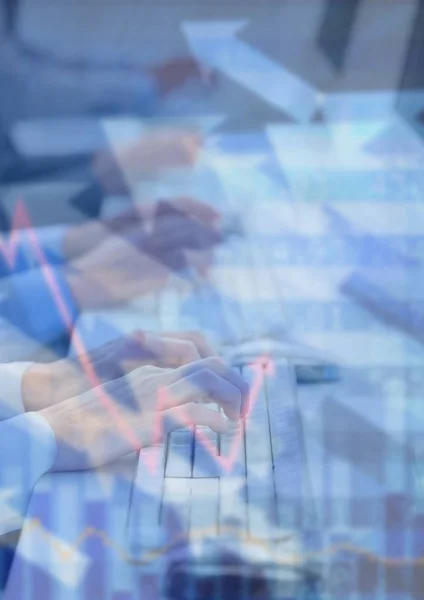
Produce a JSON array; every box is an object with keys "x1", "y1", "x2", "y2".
[{"x1": 181, "y1": 20, "x2": 320, "y2": 123}]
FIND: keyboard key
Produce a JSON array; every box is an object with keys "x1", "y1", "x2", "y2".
[
  {"x1": 127, "y1": 445, "x2": 166, "y2": 555},
  {"x1": 193, "y1": 426, "x2": 221, "y2": 478},
  {"x1": 189, "y1": 478, "x2": 219, "y2": 541},
  {"x1": 243, "y1": 365, "x2": 278, "y2": 540},
  {"x1": 219, "y1": 415, "x2": 248, "y2": 534},
  {"x1": 161, "y1": 478, "x2": 192, "y2": 541},
  {"x1": 165, "y1": 430, "x2": 193, "y2": 478},
  {"x1": 219, "y1": 474, "x2": 248, "y2": 536},
  {"x1": 266, "y1": 362, "x2": 308, "y2": 529},
  {"x1": 219, "y1": 418, "x2": 245, "y2": 475}
]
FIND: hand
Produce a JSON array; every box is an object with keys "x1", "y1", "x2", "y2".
[
  {"x1": 41, "y1": 357, "x2": 250, "y2": 471},
  {"x1": 151, "y1": 57, "x2": 216, "y2": 97},
  {"x1": 65, "y1": 233, "x2": 169, "y2": 308},
  {"x1": 23, "y1": 331, "x2": 217, "y2": 412},
  {"x1": 66, "y1": 202, "x2": 223, "y2": 308},
  {"x1": 63, "y1": 197, "x2": 221, "y2": 260},
  {"x1": 92, "y1": 129, "x2": 202, "y2": 193}
]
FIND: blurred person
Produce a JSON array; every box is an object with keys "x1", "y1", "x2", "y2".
[
  {"x1": 0, "y1": 122, "x2": 204, "y2": 226},
  {"x1": 0, "y1": 0, "x2": 213, "y2": 220},
  {"x1": 0, "y1": 0, "x2": 213, "y2": 124}
]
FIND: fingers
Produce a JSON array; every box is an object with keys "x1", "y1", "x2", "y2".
[
  {"x1": 141, "y1": 333, "x2": 202, "y2": 368},
  {"x1": 106, "y1": 331, "x2": 215, "y2": 372},
  {"x1": 170, "y1": 197, "x2": 220, "y2": 225},
  {"x1": 79, "y1": 332, "x2": 151, "y2": 382},
  {"x1": 163, "y1": 361, "x2": 247, "y2": 420},
  {"x1": 82, "y1": 331, "x2": 209, "y2": 381},
  {"x1": 173, "y1": 357, "x2": 250, "y2": 417},
  {"x1": 151, "y1": 212, "x2": 222, "y2": 250},
  {"x1": 158, "y1": 248, "x2": 188, "y2": 272},
  {"x1": 164, "y1": 403, "x2": 229, "y2": 435},
  {"x1": 160, "y1": 331, "x2": 217, "y2": 359}
]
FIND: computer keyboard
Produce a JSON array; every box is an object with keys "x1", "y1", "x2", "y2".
[{"x1": 126, "y1": 359, "x2": 320, "y2": 596}]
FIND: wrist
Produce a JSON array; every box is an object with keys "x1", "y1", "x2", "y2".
[
  {"x1": 22, "y1": 363, "x2": 55, "y2": 412},
  {"x1": 23, "y1": 359, "x2": 83, "y2": 412},
  {"x1": 39, "y1": 403, "x2": 67, "y2": 472},
  {"x1": 40, "y1": 396, "x2": 96, "y2": 472}
]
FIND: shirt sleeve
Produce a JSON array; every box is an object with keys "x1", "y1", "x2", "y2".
[
  {"x1": 0, "y1": 38, "x2": 160, "y2": 124},
  {"x1": 0, "y1": 265, "x2": 78, "y2": 345},
  {"x1": 0, "y1": 362, "x2": 32, "y2": 421},
  {"x1": 0, "y1": 413, "x2": 56, "y2": 535}
]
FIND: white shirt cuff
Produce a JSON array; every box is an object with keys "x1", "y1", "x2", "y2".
[{"x1": 0, "y1": 362, "x2": 32, "y2": 421}]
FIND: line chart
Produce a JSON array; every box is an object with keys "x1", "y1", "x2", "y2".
[
  {"x1": 21, "y1": 516, "x2": 424, "y2": 570},
  {"x1": 0, "y1": 198, "x2": 268, "y2": 472}
]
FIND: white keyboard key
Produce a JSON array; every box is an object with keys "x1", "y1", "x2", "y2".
[
  {"x1": 219, "y1": 417, "x2": 248, "y2": 534},
  {"x1": 266, "y1": 361, "x2": 308, "y2": 529},
  {"x1": 165, "y1": 430, "x2": 193, "y2": 478},
  {"x1": 193, "y1": 426, "x2": 221, "y2": 477},
  {"x1": 161, "y1": 478, "x2": 192, "y2": 540},
  {"x1": 127, "y1": 445, "x2": 166, "y2": 555},
  {"x1": 243, "y1": 366, "x2": 277, "y2": 539},
  {"x1": 189, "y1": 479, "x2": 219, "y2": 541},
  {"x1": 219, "y1": 475, "x2": 248, "y2": 535},
  {"x1": 219, "y1": 416, "x2": 245, "y2": 475}
]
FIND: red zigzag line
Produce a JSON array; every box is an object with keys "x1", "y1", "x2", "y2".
[{"x1": 4, "y1": 199, "x2": 269, "y2": 469}]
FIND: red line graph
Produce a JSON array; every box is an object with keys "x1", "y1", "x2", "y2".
[{"x1": 2, "y1": 199, "x2": 269, "y2": 471}]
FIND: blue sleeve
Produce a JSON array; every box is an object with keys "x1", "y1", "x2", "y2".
[
  {"x1": 0, "y1": 225, "x2": 68, "y2": 278},
  {"x1": 0, "y1": 265, "x2": 78, "y2": 345}
]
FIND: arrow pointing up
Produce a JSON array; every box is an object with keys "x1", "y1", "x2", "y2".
[{"x1": 182, "y1": 20, "x2": 320, "y2": 123}]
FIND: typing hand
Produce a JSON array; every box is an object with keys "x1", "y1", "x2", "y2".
[
  {"x1": 23, "y1": 331, "x2": 218, "y2": 412},
  {"x1": 63, "y1": 197, "x2": 221, "y2": 261},
  {"x1": 40, "y1": 357, "x2": 249, "y2": 471},
  {"x1": 65, "y1": 202, "x2": 222, "y2": 308},
  {"x1": 92, "y1": 128, "x2": 202, "y2": 193}
]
